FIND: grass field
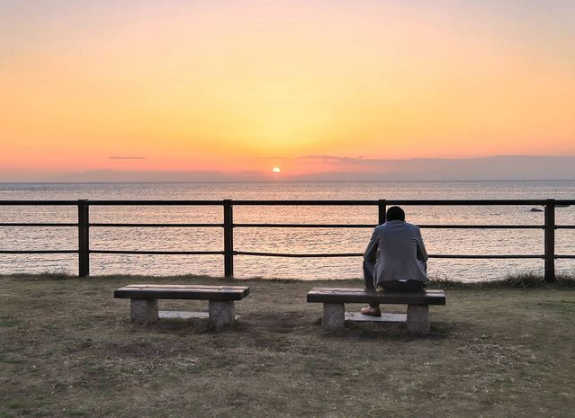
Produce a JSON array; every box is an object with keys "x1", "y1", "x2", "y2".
[{"x1": 1, "y1": 274, "x2": 575, "y2": 417}]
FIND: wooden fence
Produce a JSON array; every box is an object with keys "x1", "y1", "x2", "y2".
[{"x1": 1, "y1": 199, "x2": 574, "y2": 281}]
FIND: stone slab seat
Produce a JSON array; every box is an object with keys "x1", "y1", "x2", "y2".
[
  {"x1": 307, "y1": 287, "x2": 446, "y2": 335},
  {"x1": 114, "y1": 284, "x2": 250, "y2": 329}
]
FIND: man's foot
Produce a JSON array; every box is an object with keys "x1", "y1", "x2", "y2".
[{"x1": 360, "y1": 306, "x2": 381, "y2": 317}]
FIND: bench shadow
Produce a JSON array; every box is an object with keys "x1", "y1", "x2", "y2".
[
  {"x1": 319, "y1": 320, "x2": 455, "y2": 340},
  {"x1": 240, "y1": 311, "x2": 309, "y2": 334},
  {"x1": 125, "y1": 318, "x2": 216, "y2": 334},
  {"x1": 114, "y1": 314, "x2": 457, "y2": 341},
  {"x1": 119, "y1": 311, "x2": 312, "y2": 335}
]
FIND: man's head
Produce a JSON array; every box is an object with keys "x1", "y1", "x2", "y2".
[{"x1": 386, "y1": 206, "x2": 405, "y2": 222}]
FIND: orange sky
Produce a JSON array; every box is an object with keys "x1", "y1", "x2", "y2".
[{"x1": 1, "y1": 1, "x2": 574, "y2": 178}]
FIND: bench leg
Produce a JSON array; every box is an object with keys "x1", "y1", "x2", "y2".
[
  {"x1": 406, "y1": 304, "x2": 430, "y2": 335},
  {"x1": 323, "y1": 303, "x2": 345, "y2": 331},
  {"x1": 131, "y1": 299, "x2": 158, "y2": 324},
  {"x1": 209, "y1": 300, "x2": 235, "y2": 330}
]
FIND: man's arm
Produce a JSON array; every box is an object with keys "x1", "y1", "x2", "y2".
[
  {"x1": 364, "y1": 229, "x2": 379, "y2": 261},
  {"x1": 416, "y1": 227, "x2": 428, "y2": 262}
]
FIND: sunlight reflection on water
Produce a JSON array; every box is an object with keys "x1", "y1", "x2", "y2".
[{"x1": 0, "y1": 181, "x2": 573, "y2": 281}]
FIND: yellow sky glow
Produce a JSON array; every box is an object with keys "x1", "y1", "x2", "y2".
[{"x1": 1, "y1": 1, "x2": 574, "y2": 178}]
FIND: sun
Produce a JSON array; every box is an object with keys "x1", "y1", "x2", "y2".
[{"x1": 272, "y1": 167, "x2": 281, "y2": 173}]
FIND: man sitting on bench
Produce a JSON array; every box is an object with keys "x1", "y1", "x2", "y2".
[{"x1": 361, "y1": 206, "x2": 428, "y2": 316}]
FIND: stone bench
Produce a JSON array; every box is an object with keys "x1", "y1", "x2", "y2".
[
  {"x1": 307, "y1": 287, "x2": 446, "y2": 334},
  {"x1": 114, "y1": 284, "x2": 250, "y2": 329}
]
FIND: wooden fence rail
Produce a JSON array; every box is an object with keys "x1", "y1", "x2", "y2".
[{"x1": 1, "y1": 199, "x2": 574, "y2": 282}]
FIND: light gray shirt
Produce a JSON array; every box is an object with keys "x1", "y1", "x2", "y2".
[{"x1": 364, "y1": 220, "x2": 428, "y2": 285}]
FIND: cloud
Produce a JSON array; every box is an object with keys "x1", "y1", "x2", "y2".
[
  {"x1": 3, "y1": 155, "x2": 575, "y2": 182},
  {"x1": 108, "y1": 156, "x2": 147, "y2": 160},
  {"x1": 252, "y1": 154, "x2": 575, "y2": 181},
  {"x1": 294, "y1": 155, "x2": 377, "y2": 165},
  {"x1": 258, "y1": 155, "x2": 411, "y2": 166},
  {"x1": 288, "y1": 155, "x2": 575, "y2": 181},
  {"x1": 254, "y1": 155, "x2": 381, "y2": 165}
]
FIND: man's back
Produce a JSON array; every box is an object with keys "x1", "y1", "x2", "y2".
[{"x1": 364, "y1": 220, "x2": 428, "y2": 285}]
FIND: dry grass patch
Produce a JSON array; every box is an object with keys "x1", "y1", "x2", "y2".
[{"x1": 1, "y1": 275, "x2": 574, "y2": 417}]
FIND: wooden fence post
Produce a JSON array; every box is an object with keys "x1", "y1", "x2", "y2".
[
  {"x1": 223, "y1": 199, "x2": 234, "y2": 279},
  {"x1": 378, "y1": 199, "x2": 387, "y2": 225},
  {"x1": 544, "y1": 199, "x2": 556, "y2": 282},
  {"x1": 78, "y1": 200, "x2": 90, "y2": 277}
]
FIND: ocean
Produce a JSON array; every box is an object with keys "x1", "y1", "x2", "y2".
[{"x1": 0, "y1": 181, "x2": 574, "y2": 281}]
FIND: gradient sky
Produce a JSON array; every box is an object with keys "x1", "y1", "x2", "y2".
[{"x1": 1, "y1": 0, "x2": 574, "y2": 179}]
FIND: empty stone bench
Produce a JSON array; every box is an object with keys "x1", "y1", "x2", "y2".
[
  {"x1": 307, "y1": 287, "x2": 446, "y2": 334},
  {"x1": 114, "y1": 284, "x2": 250, "y2": 329}
]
